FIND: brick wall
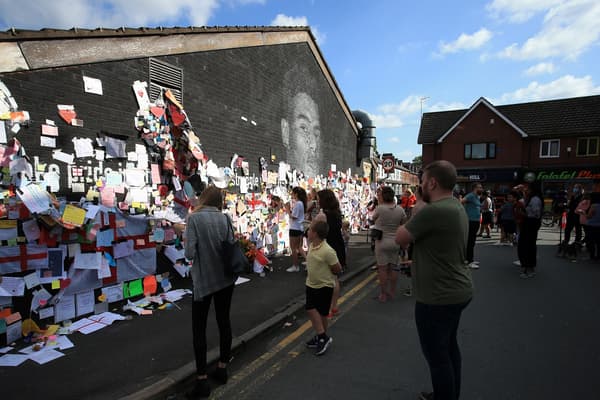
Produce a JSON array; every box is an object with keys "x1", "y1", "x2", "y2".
[{"x1": 1, "y1": 42, "x2": 357, "y2": 198}]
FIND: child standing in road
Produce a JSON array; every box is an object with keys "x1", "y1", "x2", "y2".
[{"x1": 304, "y1": 219, "x2": 342, "y2": 356}]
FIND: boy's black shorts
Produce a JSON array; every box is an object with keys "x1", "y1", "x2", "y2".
[
  {"x1": 305, "y1": 286, "x2": 334, "y2": 316},
  {"x1": 289, "y1": 229, "x2": 303, "y2": 238}
]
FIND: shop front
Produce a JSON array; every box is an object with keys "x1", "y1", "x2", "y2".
[
  {"x1": 528, "y1": 167, "x2": 600, "y2": 196},
  {"x1": 455, "y1": 168, "x2": 522, "y2": 195}
]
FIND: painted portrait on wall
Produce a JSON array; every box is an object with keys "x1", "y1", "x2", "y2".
[{"x1": 280, "y1": 63, "x2": 323, "y2": 178}]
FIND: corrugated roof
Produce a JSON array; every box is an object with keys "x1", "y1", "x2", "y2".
[
  {"x1": 0, "y1": 25, "x2": 312, "y2": 41},
  {"x1": 418, "y1": 95, "x2": 600, "y2": 144}
]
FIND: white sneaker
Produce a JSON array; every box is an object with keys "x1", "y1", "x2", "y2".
[
  {"x1": 286, "y1": 265, "x2": 300, "y2": 272},
  {"x1": 513, "y1": 260, "x2": 521, "y2": 266},
  {"x1": 472, "y1": 261, "x2": 480, "y2": 265},
  {"x1": 468, "y1": 262, "x2": 480, "y2": 269}
]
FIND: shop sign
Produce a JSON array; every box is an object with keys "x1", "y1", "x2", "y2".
[{"x1": 536, "y1": 169, "x2": 600, "y2": 181}]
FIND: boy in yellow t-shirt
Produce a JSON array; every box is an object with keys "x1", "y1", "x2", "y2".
[{"x1": 304, "y1": 220, "x2": 342, "y2": 356}]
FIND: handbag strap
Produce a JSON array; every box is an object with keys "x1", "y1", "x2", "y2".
[{"x1": 224, "y1": 214, "x2": 235, "y2": 242}]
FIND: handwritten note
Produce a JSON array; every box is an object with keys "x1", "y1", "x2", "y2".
[
  {"x1": 17, "y1": 183, "x2": 51, "y2": 214},
  {"x1": 96, "y1": 228, "x2": 114, "y2": 247},
  {"x1": 54, "y1": 295, "x2": 75, "y2": 323},
  {"x1": 75, "y1": 290, "x2": 95, "y2": 317},
  {"x1": 0, "y1": 277, "x2": 25, "y2": 296},
  {"x1": 101, "y1": 284, "x2": 124, "y2": 303},
  {"x1": 113, "y1": 240, "x2": 134, "y2": 259},
  {"x1": 73, "y1": 252, "x2": 102, "y2": 270},
  {"x1": 62, "y1": 204, "x2": 86, "y2": 226},
  {"x1": 23, "y1": 272, "x2": 40, "y2": 289}
]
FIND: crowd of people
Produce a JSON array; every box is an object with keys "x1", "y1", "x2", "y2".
[{"x1": 181, "y1": 160, "x2": 599, "y2": 400}]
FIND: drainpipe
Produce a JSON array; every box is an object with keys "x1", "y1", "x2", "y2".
[{"x1": 352, "y1": 110, "x2": 376, "y2": 166}]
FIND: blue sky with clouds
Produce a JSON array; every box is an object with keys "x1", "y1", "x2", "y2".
[{"x1": 1, "y1": 0, "x2": 599, "y2": 162}]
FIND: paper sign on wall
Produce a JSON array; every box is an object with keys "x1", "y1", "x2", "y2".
[{"x1": 83, "y1": 76, "x2": 103, "y2": 95}]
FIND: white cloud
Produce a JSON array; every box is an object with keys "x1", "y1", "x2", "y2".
[
  {"x1": 494, "y1": 75, "x2": 600, "y2": 104},
  {"x1": 369, "y1": 113, "x2": 405, "y2": 129},
  {"x1": 378, "y1": 95, "x2": 423, "y2": 116},
  {"x1": 524, "y1": 62, "x2": 556, "y2": 76},
  {"x1": 487, "y1": 0, "x2": 563, "y2": 23},
  {"x1": 0, "y1": 0, "x2": 222, "y2": 29},
  {"x1": 437, "y1": 28, "x2": 493, "y2": 55},
  {"x1": 370, "y1": 96, "x2": 468, "y2": 128},
  {"x1": 368, "y1": 95, "x2": 427, "y2": 129},
  {"x1": 270, "y1": 13, "x2": 325, "y2": 44},
  {"x1": 496, "y1": 0, "x2": 600, "y2": 60},
  {"x1": 271, "y1": 14, "x2": 307, "y2": 26},
  {"x1": 427, "y1": 101, "x2": 468, "y2": 112},
  {"x1": 388, "y1": 137, "x2": 401, "y2": 143}
]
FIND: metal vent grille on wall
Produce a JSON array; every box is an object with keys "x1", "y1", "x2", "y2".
[{"x1": 149, "y1": 58, "x2": 183, "y2": 104}]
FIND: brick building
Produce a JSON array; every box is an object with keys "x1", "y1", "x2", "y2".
[
  {"x1": 0, "y1": 26, "x2": 360, "y2": 199},
  {"x1": 418, "y1": 95, "x2": 600, "y2": 197}
]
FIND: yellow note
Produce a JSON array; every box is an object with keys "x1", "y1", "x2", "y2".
[
  {"x1": 36, "y1": 162, "x2": 47, "y2": 172},
  {"x1": 51, "y1": 280, "x2": 60, "y2": 289},
  {"x1": 62, "y1": 204, "x2": 86, "y2": 226},
  {"x1": 132, "y1": 202, "x2": 141, "y2": 208},
  {"x1": 0, "y1": 220, "x2": 17, "y2": 228},
  {"x1": 86, "y1": 189, "x2": 97, "y2": 201}
]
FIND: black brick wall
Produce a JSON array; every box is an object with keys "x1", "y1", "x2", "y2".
[{"x1": 1, "y1": 42, "x2": 357, "y2": 197}]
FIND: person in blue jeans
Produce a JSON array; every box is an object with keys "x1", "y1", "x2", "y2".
[
  {"x1": 396, "y1": 160, "x2": 473, "y2": 400},
  {"x1": 461, "y1": 182, "x2": 483, "y2": 269}
]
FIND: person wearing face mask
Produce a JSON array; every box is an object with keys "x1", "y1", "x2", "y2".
[
  {"x1": 564, "y1": 184, "x2": 584, "y2": 246},
  {"x1": 461, "y1": 183, "x2": 483, "y2": 269}
]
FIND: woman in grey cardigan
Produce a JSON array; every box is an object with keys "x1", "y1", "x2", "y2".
[{"x1": 184, "y1": 186, "x2": 236, "y2": 399}]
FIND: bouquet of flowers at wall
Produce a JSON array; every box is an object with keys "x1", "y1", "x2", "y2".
[
  {"x1": 237, "y1": 235, "x2": 257, "y2": 263},
  {"x1": 237, "y1": 235, "x2": 271, "y2": 277}
]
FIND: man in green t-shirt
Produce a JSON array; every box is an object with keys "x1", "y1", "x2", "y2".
[{"x1": 396, "y1": 160, "x2": 473, "y2": 400}]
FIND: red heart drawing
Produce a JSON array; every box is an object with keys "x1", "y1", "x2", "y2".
[
  {"x1": 150, "y1": 106, "x2": 165, "y2": 119},
  {"x1": 58, "y1": 109, "x2": 77, "y2": 124}
]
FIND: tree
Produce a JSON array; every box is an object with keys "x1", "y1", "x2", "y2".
[{"x1": 412, "y1": 155, "x2": 422, "y2": 168}]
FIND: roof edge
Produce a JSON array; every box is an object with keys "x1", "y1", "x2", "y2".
[
  {"x1": 436, "y1": 97, "x2": 527, "y2": 143},
  {"x1": 0, "y1": 25, "x2": 311, "y2": 41}
]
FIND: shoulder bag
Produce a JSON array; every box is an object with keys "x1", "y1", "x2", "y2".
[{"x1": 222, "y1": 215, "x2": 250, "y2": 277}]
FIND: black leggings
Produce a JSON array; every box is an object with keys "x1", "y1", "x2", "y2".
[
  {"x1": 192, "y1": 284, "x2": 235, "y2": 375},
  {"x1": 517, "y1": 218, "x2": 541, "y2": 269}
]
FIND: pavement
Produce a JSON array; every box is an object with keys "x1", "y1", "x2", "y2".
[{"x1": 0, "y1": 232, "x2": 376, "y2": 400}]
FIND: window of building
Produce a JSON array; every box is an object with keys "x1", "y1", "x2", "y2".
[
  {"x1": 576, "y1": 137, "x2": 599, "y2": 157},
  {"x1": 464, "y1": 142, "x2": 496, "y2": 160},
  {"x1": 539, "y1": 139, "x2": 560, "y2": 158},
  {"x1": 149, "y1": 58, "x2": 183, "y2": 104}
]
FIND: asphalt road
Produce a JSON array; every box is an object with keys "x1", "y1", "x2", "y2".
[{"x1": 173, "y1": 227, "x2": 600, "y2": 400}]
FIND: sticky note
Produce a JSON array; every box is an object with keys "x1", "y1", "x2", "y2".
[
  {"x1": 51, "y1": 280, "x2": 60, "y2": 289},
  {"x1": 62, "y1": 204, "x2": 86, "y2": 226},
  {"x1": 143, "y1": 275, "x2": 157, "y2": 296},
  {"x1": 128, "y1": 279, "x2": 143, "y2": 297}
]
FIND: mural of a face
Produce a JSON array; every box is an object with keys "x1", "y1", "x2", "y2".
[{"x1": 282, "y1": 92, "x2": 321, "y2": 177}]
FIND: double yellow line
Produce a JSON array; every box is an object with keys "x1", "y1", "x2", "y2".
[{"x1": 212, "y1": 272, "x2": 377, "y2": 399}]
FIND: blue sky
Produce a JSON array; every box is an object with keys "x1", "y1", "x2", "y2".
[{"x1": 1, "y1": 0, "x2": 599, "y2": 163}]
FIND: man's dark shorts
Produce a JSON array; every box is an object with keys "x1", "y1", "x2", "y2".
[{"x1": 305, "y1": 286, "x2": 334, "y2": 316}]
